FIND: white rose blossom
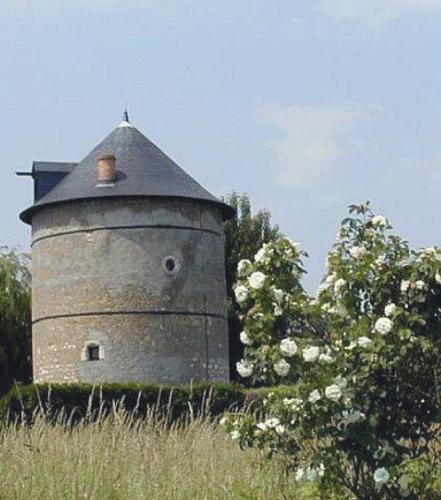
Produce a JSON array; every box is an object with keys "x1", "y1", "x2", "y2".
[
  {"x1": 375, "y1": 256, "x2": 387, "y2": 268},
  {"x1": 372, "y1": 215, "x2": 388, "y2": 227},
  {"x1": 325, "y1": 384, "x2": 343, "y2": 402},
  {"x1": 286, "y1": 238, "x2": 300, "y2": 250},
  {"x1": 239, "y1": 330, "x2": 252, "y2": 346},
  {"x1": 415, "y1": 280, "x2": 425, "y2": 290},
  {"x1": 424, "y1": 247, "x2": 437, "y2": 257},
  {"x1": 275, "y1": 424, "x2": 286, "y2": 435},
  {"x1": 373, "y1": 467, "x2": 390, "y2": 485},
  {"x1": 272, "y1": 287, "x2": 284, "y2": 303},
  {"x1": 349, "y1": 246, "x2": 366, "y2": 259},
  {"x1": 248, "y1": 271, "x2": 266, "y2": 290},
  {"x1": 321, "y1": 303, "x2": 331, "y2": 313},
  {"x1": 374, "y1": 317, "x2": 394, "y2": 336},
  {"x1": 230, "y1": 430, "x2": 240, "y2": 440},
  {"x1": 318, "y1": 353, "x2": 334, "y2": 363},
  {"x1": 254, "y1": 247, "x2": 267, "y2": 263},
  {"x1": 283, "y1": 397, "x2": 303, "y2": 411},
  {"x1": 334, "y1": 278, "x2": 346, "y2": 295},
  {"x1": 295, "y1": 468, "x2": 304, "y2": 482},
  {"x1": 256, "y1": 422, "x2": 268, "y2": 432},
  {"x1": 234, "y1": 284, "x2": 248, "y2": 303},
  {"x1": 237, "y1": 259, "x2": 251, "y2": 277},
  {"x1": 357, "y1": 336, "x2": 372, "y2": 348},
  {"x1": 400, "y1": 280, "x2": 411, "y2": 293},
  {"x1": 317, "y1": 282, "x2": 329, "y2": 295},
  {"x1": 335, "y1": 376, "x2": 347, "y2": 389},
  {"x1": 280, "y1": 338, "x2": 298, "y2": 357},
  {"x1": 326, "y1": 273, "x2": 336, "y2": 284},
  {"x1": 305, "y1": 467, "x2": 319, "y2": 483},
  {"x1": 384, "y1": 303, "x2": 396, "y2": 317},
  {"x1": 302, "y1": 346, "x2": 320, "y2": 363},
  {"x1": 436, "y1": 273, "x2": 441, "y2": 285},
  {"x1": 282, "y1": 397, "x2": 294, "y2": 407},
  {"x1": 265, "y1": 417, "x2": 280, "y2": 428},
  {"x1": 318, "y1": 273, "x2": 337, "y2": 295},
  {"x1": 308, "y1": 389, "x2": 321, "y2": 404},
  {"x1": 236, "y1": 359, "x2": 254, "y2": 378},
  {"x1": 274, "y1": 359, "x2": 290, "y2": 377},
  {"x1": 344, "y1": 341, "x2": 357, "y2": 351},
  {"x1": 341, "y1": 409, "x2": 365, "y2": 426},
  {"x1": 334, "y1": 304, "x2": 348, "y2": 318},
  {"x1": 273, "y1": 303, "x2": 283, "y2": 316}
]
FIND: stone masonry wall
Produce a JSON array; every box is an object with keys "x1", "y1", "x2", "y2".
[{"x1": 31, "y1": 198, "x2": 229, "y2": 384}]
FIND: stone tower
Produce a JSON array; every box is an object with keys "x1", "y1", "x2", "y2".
[{"x1": 19, "y1": 115, "x2": 234, "y2": 384}]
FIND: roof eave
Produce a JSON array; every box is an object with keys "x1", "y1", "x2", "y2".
[{"x1": 19, "y1": 194, "x2": 235, "y2": 225}]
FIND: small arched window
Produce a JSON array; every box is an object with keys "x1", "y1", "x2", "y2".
[
  {"x1": 81, "y1": 342, "x2": 104, "y2": 362},
  {"x1": 87, "y1": 344, "x2": 100, "y2": 361}
]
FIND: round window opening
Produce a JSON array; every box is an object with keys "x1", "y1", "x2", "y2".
[{"x1": 163, "y1": 256, "x2": 180, "y2": 275}]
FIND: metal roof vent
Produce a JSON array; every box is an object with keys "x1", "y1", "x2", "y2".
[{"x1": 96, "y1": 154, "x2": 117, "y2": 187}]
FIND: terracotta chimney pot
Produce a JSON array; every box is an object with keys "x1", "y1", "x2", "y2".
[{"x1": 96, "y1": 154, "x2": 117, "y2": 184}]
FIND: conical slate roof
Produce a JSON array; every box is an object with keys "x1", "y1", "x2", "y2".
[{"x1": 20, "y1": 119, "x2": 234, "y2": 224}]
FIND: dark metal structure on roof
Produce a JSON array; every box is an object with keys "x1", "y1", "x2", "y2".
[
  {"x1": 19, "y1": 117, "x2": 234, "y2": 224},
  {"x1": 17, "y1": 162, "x2": 77, "y2": 202}
]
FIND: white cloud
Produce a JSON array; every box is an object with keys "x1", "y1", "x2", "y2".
[
  {"x1": 256, "y1": 102, "x2": 380, "y2": 187},
  {"x1": 315, "y1": 0, "x2": 441, "y2": 33}
]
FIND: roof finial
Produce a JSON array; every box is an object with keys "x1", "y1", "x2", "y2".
[{"x1": 118, "y1": 105, "x2": 133, "y2": 128}]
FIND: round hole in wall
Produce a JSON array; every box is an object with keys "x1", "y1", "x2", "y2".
[
  {"x1": 163, "y1": 256, "x2": 180, "y2": 275},
  {"x1": 165, "y1": 258, "x2": 175, "y2": 272}
]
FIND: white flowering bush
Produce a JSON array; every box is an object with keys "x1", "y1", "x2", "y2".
[
  {"x1": 224, "y1": 203, "x2": 441, "y2": 499},
  {"x1": 233, "y1": 238, "x2": 326, "y2": 386}
]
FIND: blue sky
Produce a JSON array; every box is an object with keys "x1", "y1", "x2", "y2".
[{"x1": 2, "y1": 0, "x2": 441, "y2": 290}]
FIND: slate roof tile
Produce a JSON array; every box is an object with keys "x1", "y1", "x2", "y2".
[{"x1": 20, "y1": 121, "x2": 234, "y2": 224}]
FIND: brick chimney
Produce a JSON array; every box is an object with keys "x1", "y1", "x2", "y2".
[{"x1": 96, "y1": 154, "x2": 117, "y2": 185}]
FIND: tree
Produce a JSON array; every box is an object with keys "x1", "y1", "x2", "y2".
[
  {"x1": 223, "y1": 192, "x2": 281, "y2": 380},
  {"x1": 223, "y1": 203, "x2": 441, "y2": 499},
  {"x1": 0, "y1": 248, "x2": 32, "y2": 395}
]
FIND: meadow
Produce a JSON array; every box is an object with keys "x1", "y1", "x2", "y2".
[{"x1": 0, "y1": 412, "x2": 308, "y2": 500}]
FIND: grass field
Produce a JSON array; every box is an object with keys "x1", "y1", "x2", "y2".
[{"x1": 0, "y1": 412, "x2": 308, "y2": 500}]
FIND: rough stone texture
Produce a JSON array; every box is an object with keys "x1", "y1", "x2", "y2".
[{"x1": 31, "y1": 197, "x2": 229, "y2": 384}]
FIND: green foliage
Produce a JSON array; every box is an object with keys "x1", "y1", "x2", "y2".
[
  {"x1": 1, "y1": 383, "x2": 308, "y2": 425},
  {"x1": 398, "y1": 454, "x2": 441, "y2": 499},
  {"x1": 223, "y1": 192, "x2": 281, "y2": 379},
  {"x1": 0, "y1": 248, "x2": 31, "y2": 395},
  {"x1": 233, "y1": 238, "x2": 323, "y2": 386},
  {"x1": 0, "y1": 382, "x2": 247, "y2": 423},
  {"x1": 224, "y1": 202, "x2": 441, "y2": 500}
]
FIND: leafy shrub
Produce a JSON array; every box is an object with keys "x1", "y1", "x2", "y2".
[
  {"x1": 223, "y1": 192, "x2": 281, "y2": 379},
  {"x1": 232, "y1": 237, "x2": 324, "y2": 386},
  {"x1": 223, "y1": 203, "x2": 441, "y2": 499},
  {"x1": 0, "y1": 248, "x2": 31, "y2": 395},
  {"x1": 0, "y1": 382, "x2": 246, "y2": 423},
  {"x1": 0, "y1": 383, "x2": 302, "y2": 425}
]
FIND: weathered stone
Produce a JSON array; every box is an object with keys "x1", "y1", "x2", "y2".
[{"x1": 31, "y1": 198, "x2": 230, "y2": 384}]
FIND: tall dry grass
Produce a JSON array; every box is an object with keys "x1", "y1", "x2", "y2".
[{"x1": 0, "y1": 407, "x2": 305, "y2": 500}]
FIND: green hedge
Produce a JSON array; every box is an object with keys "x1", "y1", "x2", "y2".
[
  {"x1": 0, "y1": 383, "x2": 300, "y2": 423},
  {"x1": 0, "y1": 382, "x2": 242, "y2": 422}
]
